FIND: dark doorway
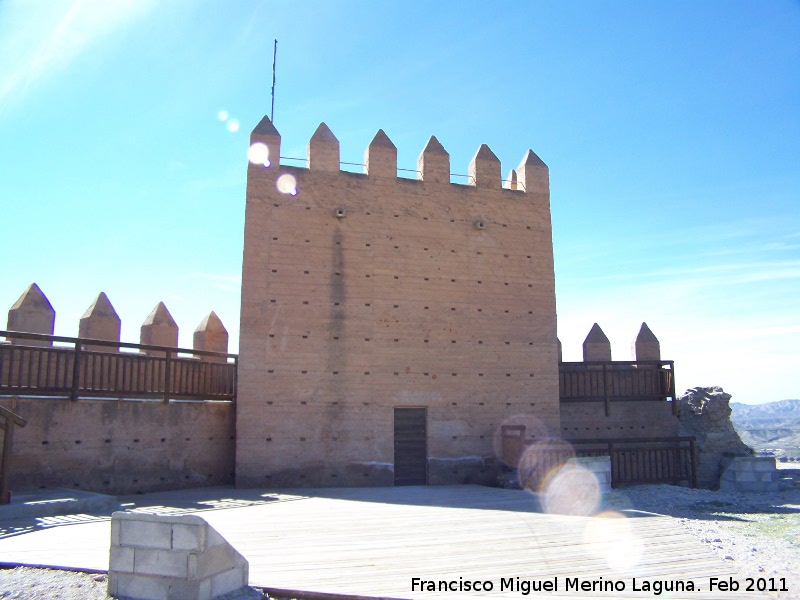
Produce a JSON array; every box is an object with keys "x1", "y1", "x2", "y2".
[{"x1": 393, "y1": 407, "x2": 427, "y2": 485}]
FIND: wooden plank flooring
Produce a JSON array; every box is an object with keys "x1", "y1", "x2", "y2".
[{"x1": 0, "y1": 485, "x2": 767, "y2": 599}]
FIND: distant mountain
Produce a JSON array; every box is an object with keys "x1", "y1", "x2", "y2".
[{"x1": 730, "y1": 399, "x2": 800, "y2": 458}]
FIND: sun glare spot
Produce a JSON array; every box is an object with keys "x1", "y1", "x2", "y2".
[
  {"x1": 226, "y1": 119, "x2": 240, "y2": 132},
  {"x1": 583, "y1": 511, "x2": 628, "y2": 548},
  {"x1": 217, "y1": 110, "x2": 229, "y2": 121},
  {"x1": 492, "y1": 414, "x2": 550, "y2": 469},
  {"x1": 248, "y1": 143, "x2": 270, "y2": 166},
  {"x1": 540, "y1": 462, "x2": 600, "y2": 516},
  {"x1": 276, "y1": 173, "x2": 297, "y2": 195},
  {"x1": 583, "y1": 512, "x2": 644, "y2": 571},
  {"x1": 516, "y1": 438, "x2": 575, "y2": 492}
]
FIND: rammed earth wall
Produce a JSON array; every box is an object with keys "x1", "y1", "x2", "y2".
[
  {"x1": 236, "y1": 117, "x2": 560, "y2": 486},
  {"x1": 5, "y1": 396, "x2": 235, "y2": 494}
]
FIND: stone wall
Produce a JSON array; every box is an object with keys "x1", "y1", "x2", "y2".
[
  {"x1": 237, "y1": 117, "x2": 560, "y2": 487},
  {"x1": 560, "y1": 399, "x2": 679, "y2": 440},
  {"x1": 5, "y1": 396, "x2": 235, "y2": 494},
  {"x1": 678, "y1": 386, "x2": 751, "y2": 488}
]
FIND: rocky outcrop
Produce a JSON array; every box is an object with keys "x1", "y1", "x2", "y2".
[{"x1": 678, "y1": 386, "x2": 752, "y2": 489}]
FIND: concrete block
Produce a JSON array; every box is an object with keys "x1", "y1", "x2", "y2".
[
  {"x1": 134, "y1": 548, "x2": 189, "y2": 578},
  {"x1": 760, "y1": 472, "x2": 776, "y2": 483},
  {"x1": 109, "y1": 512, "x2": 248, "y2": 600},
  {"x1": 205, "y1": 527, "x2": 226, "y2": 549},
  {"x1": 734, "y1": 471, "x2": 759, "y2": 483},
  {"x1": 753, "y1": 457, "x2": 777, "y2": 472},
  {"x1": 210, "y1": 566, "x2": 248, "y2": 597},
  {"x1": 196, "y1": 544, "x2": 235, "y2": 578},
  {"x1": 111, "y1": 518, "x2": 122, "y2": 547},
  {"x1": 110, "y1": 545, "x2": 135, "y2": 573},
  {"x1": 119, "y1": 518, "x2": 173, "y2": 550},
  {"x1": 114, "y1": 572, "x2": 170, "y2": 600},
  {"x1": 168, "y1": 579, "x2": 208, "y2": 600},
  {"x1": 172, "y1": 523, "x2": 206, "y2": 551}
]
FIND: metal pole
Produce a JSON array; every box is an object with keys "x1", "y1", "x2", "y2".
[{"x1": 271, "y1": 39, "x2": 277, "y2": 122}]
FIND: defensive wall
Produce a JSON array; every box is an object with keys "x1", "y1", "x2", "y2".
[
  {"x1": 0, "y1": 284, "x2": 236, "y2": 494},
  {"x1": 1, "y1": 284, "x2": 680, "y2": 493},
  {"x1": 558, "y1": 322, "x2": 679, "y2": 442},
  {"x1": 1, "y1": 116, "x2": 685, "y2": 493}
]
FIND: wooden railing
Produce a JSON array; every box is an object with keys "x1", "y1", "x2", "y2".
[
  {"x1": 572, "y1": 437, "x2": 697, "y2": 488},
  {"x1": 0, "y1": 331, "x2": 237, "y2": 403},
  {"x1": 559, "y1": 360, "x2": 675, "y2": 415},
  {"x1": 501, "y1": 426, "x2": 696, "y2": 489}
]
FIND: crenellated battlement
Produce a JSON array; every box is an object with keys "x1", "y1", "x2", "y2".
[
  {"x1": 4, "y1": 283, "x2": 228, "y2": 357},
  {"x1": 558, "y1": 322, "x2": 663, "y2": 363},
  {"x1": 247, "y1": 116, "x2": 548, "y2": 193}
]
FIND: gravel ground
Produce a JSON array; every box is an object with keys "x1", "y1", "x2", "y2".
[
  {"x1": 602, "y1": 466, "x2": 800, "y2": 600},
  {"x1": 1, "y1": 470, "x2": 798, "y2": 599}
]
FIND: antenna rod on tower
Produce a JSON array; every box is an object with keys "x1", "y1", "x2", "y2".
[{"x1": 271, "y1": 39, "x2": 277, "y2": 122}]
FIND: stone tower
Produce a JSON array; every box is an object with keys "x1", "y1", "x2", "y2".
[{"x1": 236, "y1": 117, "x2": 560, "y2": 487}]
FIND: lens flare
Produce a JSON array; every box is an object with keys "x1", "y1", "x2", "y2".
[
  {"x1": 248, "y1": 143, "x2": 270, "y2": 166},
  {"x1": 540, "y1": 462, "x2": 601, "y2": 516},
  {"x1": 226, "y1": 119, "x2": 240, "y2": 132},
  {"x1": 583, "y1": 511, "x2": 644, "y2": 572},
  {"x1": 217, "y1": 110, "x2": 229, "y2": 121},
  {"x1": 276, "y1": 173, "x2": 297, "y2": 195},
  {"x1": 492, "y1": 414, "x2": 550, "y2": 468},
  {"x1": 516, "y1": 438, "x2": 575, "y2": 492}
]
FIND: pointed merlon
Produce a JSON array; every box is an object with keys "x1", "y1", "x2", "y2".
[
  {"x1": 633, "y1": 322, "x2": 661, "y2": 362},
  {"x1": 249, "y1": 115, "x2": 281, "y2": 168},
  {"x1": 468, "y1": 144, "x2": 501, "y2": 189},
  {"x1": 140, "y1": 302, "x2": 179, "y2": 350},
  {"x1": 194, "y1": 311, "x2": 229, "y2": 361},
  {"x1": 504, "y1": 169, "x2": 518, "y2": 191},
  {"x1": 79, "y1": 292, "x2": 121, "y2": 350},
  {"x1": 307, "y1": 122, "x2": 340, "y2": 172},
  {"x1": 582, "y1": 323, "x2": 611, "y2": 362},
  {"x1": 417, "y1": 136, "x2": 450, "y2": 184},
  {"x1": 364, "y1": 129, "x2": 397, "y2": 179},
  {"x1": 516, "y1": 149, "x2": 549, "y2": 195},
  {"x1": 6, "y1": 283, "x2": 55, "y2": 346},
  {"x1": 252, "y1": 115, "x2": 280, "y2": 137}
]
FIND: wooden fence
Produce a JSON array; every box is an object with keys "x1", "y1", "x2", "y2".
[
  {"x1": 0, "y1": 331, "x2": 237, "y2": 403},
  {"x1": 572, "y1": 437, "x2": 697, "y2": 488},
  {"x1": 559, "y1": 360, "x2": 676, "y2": 415},
  {"x1": 501, "y1": 425, "x2": 696, "y2": 488}
]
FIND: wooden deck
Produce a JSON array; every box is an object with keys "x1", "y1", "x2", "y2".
[{"x1": 0, "y1": 485, "x2": 765, "y2": 599}]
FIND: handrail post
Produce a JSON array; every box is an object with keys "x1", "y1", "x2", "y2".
[
  {"x1": 669, "y1": 362, "x2": 677, "y2": 415},
  {"x1": 0, "y1": 419, "x2": 14, "y2": 504},
  {"x1": 163, "y1": 349, "x2": 172, "y2": 403},
  {"x1": 602, "y1": 362, "x2": 610, "y2": 416},
  {"x1": 232, "y1": 356, "x2": 238, "y2": 404},
  {"x1": 607, "y1": 441, "x2": 614, "y2": 487},
  {"x1": 0, "y1": 406, "x2": 29, "y2": 504},
  {"x1": 70, "y1": 341, "x2": 82, "y2": 402}
]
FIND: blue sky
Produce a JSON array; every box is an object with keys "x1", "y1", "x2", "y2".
[{"x1": 1, "y1": 0, "x2": 798, "y2": 404}]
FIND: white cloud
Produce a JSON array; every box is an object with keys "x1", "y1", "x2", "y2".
[{"x1": 0, "y1": 0, "x2": 155, "y2": 110}]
